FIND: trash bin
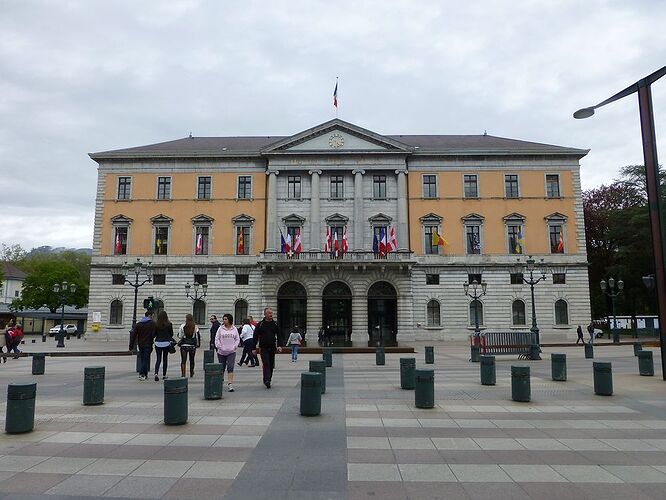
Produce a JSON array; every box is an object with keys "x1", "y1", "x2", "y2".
[
  {"x1": 551, "y1": 353, "x2": 567, "y2": 382},
  {"x1": 309, "y1": 360, "x2": 326, "y2": 394},
  {"x1": 6, "y1": 382, "x2": 36, "y2": 434},
  {"x1": 323, "y1": 347, "x2": 333, "y2": 367},
  {"x1": 204, "y1": 363, "x2": 223, "y2": 400},
  {"x1": 203, "y1": 350, "x2": 214, "y2": 365},
  {"x1": 633, "y1": 342, "x2": 643, "y2": 356},
  {"x1": 584, "y1": 343, "x2": 594, "y2": 359},
  {"x1": 480, "y1": 355, "x2": 496, "y2": 386},
  {"x1": 300, "y1": 372, "x2": 322, "y2": 416},
  {"x1": 414, "y1": 369, "x2": 435, "y2": 409},
  {"x1": 529, "y1": 344, "x2": 541, "y2": 361},
  {"x1": 470, "y1": 345, "x2": 480, "y2": 362},
  {"x1": 425, "y1": 346, "x2": 434, "y2": 364},
  {"x1": 376, "y1": 346, "x2": 385, "y2": 366},
  {"x1": 164, "y1": 377, "x2": 188, "y2": 425},
  {"x1": 593, "y1": 362, "x2": 613, "y2": 396},
  {"x1": 83, "y1": 366, "x2": 105, "y2": 405},
  {"x1": 638, "y1": 350, "x2": 654, "y2": 376},
  {"x1": 511, "y1": 366, "x2": 531, "y2": 402},
  {"x1": 612, "y1": 329, "x2": 620, "y2": 344},
  {"x1": 400, "y1": 358, "x2": 416, "y2": 390},
  {"x1": 31, "y1": 353, "x2": 45, "y2": 375}
]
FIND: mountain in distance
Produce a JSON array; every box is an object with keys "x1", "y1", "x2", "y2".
[{"x1": 29, "y1": 246, "x2": 92, "y2": 256}]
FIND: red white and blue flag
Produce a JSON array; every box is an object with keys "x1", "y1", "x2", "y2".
[{"x1": 333, "y1": 81, "x2": 338, "y2": 108}]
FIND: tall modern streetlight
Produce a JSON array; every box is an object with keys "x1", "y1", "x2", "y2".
[
  {"x1": 463, "y1": 278, "x2": 487, "y2": 343},
  {"x1": 120, "y1": 258, "x2": 153, "y2": 330},
  {"x1": 600, "y1": 278, "x2": 624, "y2": 344},
  {"x1": 512, "y1": 256, "x2": 549, "y2": 358},
  {"x1": 53, "y1": 281, "x2": 77, "y2": 348},
  {"x1": 574, "y1": 65, "x2": 666, "y2": 379}
]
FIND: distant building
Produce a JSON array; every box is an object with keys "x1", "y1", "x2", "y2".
[
  {"x1": 0, "y1": 262, "x2": 25, "y2": 304},
  {"x1": 87, "y1": 119, "x2": 591, "y2": 343}
]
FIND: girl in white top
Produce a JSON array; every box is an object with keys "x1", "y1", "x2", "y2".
[{"x1": 238, "y1": 318, "x2": 258, "y2": 367}]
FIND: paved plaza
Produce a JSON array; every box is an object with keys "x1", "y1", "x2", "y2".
[{"x1": 0, "y1": 339, "x2": 665, "y2": 499}]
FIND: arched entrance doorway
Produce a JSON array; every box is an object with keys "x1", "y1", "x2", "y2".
[
  {"x1": 277, "y1": 281, "x2": 307, "y2": 341},
  {"x1": 322, "y1": 281, "x2": 352, "y2": 345},
  {"x1": 367, "y1": 281, "x2": 397, "y2": 346}
]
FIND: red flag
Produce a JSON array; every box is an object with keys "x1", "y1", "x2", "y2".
[
  {"x1": 114, "y1": 231, "x2": 121, "y2": 254},
  {"x1": 237, "y1": 229, "x2": 244, "y2": 255},
  {"x1": 342, "y1": 226, "x2": 348, "y2": 253},
  {"x1": 294, "y1": 228, "x2": 302, "y2": 253},
  {"x1": 556, "y1": 229, "x2": 564, "y2": 253},
  {"x1": 324, "y1": 227, "x2": 331, "y2": 252},
  {"x1": 196, "y1": 233, "x2": 203, "y2": 255},
  {"x1": 388, "y1": 227, "x2": 397, "y2": 252},
  {"x1": 333, "y1": 230, "x2": 339, "y2": 255}
]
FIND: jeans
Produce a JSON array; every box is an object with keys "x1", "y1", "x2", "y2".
[
  {"x1": 154, "y1": 346, "x2": 169, "y2": 376},
  {"x1": 138, "y1": 345, "x2": 152, "y2": 377},
  {"x1": 260, "y1": 347, "x2": 277, "y2": 384},
  {"x1": 290, "y1": 344, "x2": 298, "y2": 360}
]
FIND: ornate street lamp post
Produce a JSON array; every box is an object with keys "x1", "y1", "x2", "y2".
[
  {"x1": 463, "y1": 277, "x2": 487, "y2": 343},
  {"x1": 600, "y1": 278, "x2": 624, "y2": 344},
  {"x1": 185, "y1": 281, "x2": 208, "y2": 324},
  {"x1": 52, "y1": 281, "x2": 77, "y2": 348},
  {"x1": 120, "y1": 258, "x2": 153, "y2": 330},
  {"x1": 512, "y1": 257, "x2": 549, "y2": 356}
]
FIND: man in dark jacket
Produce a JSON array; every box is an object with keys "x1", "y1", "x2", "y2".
[
  {"x1": 253, "y1": 307, "x2": 282, "y2": 388},
  {"x1": 209, "y1": 315, "x2": 221, "y2": 351},
  {"x1": 129, "y1": 311, "x2": 157, "y2": 381}
]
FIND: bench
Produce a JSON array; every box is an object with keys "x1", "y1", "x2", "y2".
[{"x1": 474, "y1": 331, "x2": 536, "y2": 360}]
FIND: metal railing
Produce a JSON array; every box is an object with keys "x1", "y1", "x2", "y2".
[
  {"x1": 259, "y1": 250, "x2": 414, "y2": 263},
  {"x1": 475, "y1": 331, "x2": 535, "y2": 357}
]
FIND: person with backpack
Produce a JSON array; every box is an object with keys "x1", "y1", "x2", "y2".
[
  {"x1": 178, "y1": 313, "x2": 201, "y2": 378},
  {"x1": 153, "y1": 310, "x2": 175, "y2": 381},
  {"x1": 129, "y1": 311, "x2": 157, "y2": 381},
  {"x1": 215, "y1": 313, "x2": 240, "y2": 392},
  {"x1": 252, "y1": 307, "x2": 283, "y2": 388}
]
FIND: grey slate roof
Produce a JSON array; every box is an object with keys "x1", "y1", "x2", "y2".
[{"x1": 1, "y1": 262, "x2": 26, "y2": 280}]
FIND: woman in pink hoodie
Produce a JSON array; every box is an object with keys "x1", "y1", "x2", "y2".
[{"x1": 215, "y1": 313, "x2": 240, "y2": 392}]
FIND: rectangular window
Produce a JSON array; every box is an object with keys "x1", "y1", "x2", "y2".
[
  {"x1": 373, "y1": 175, "x2": 387, "y2": 199},
  {"x1": 546, "y1": 174, "x2": 560, "y2": 198},
  {"x1": 468, "y1": 273, "x2": 482, "y2": 284},
  {"x1": 237, "y1": 176, "x2": 252, "y2": 199},
  {"x1": 553, "y1": 273, "x2": 566, "y2": 284},
  {"x1": 466, "y1": 226, "x2": 481, "y2": 254},
  {"x1": 113, "y1": 226, "x2": 128, "y2": 255},
  {"x1": 510, "y1": 273, "x2": 524, "y2": 285},
  {"x1": 507, "y1": 225, "x2": 523, "y2": 254},
  {"x1": 117, "y1": 177, "x2": 131, "y2": 200},
  {"x1": 193, "y1": 274, "x2": 207, "y2": 285},
  {"x1": 236, "y1": 226, "x2": 250, "y2": 255},
  {"x1": 463, "y1": 174, "x2": 478, "y2": 198},
  {"x1": 423, "y1": 226, "x2": 438, "y2": 255},
  {"x1": 195, "y1": 226, "x2": 209, "y2": 255},
  {"x1": 152, "y1": 274, "x2": 166, "y2": 285},
  {"x1": 425, "y1": 274, "x2": 440, "y2": 285},
  {"x1": 287, "y1": 176, "x2": 301, "y2": 199},
  {"x1": 505, "y1": 174, "x2": 519, "y2": 198},
  {"x1": 155, "y1": 226, "x2": 169, "y2": 255},
  {"x1": 157, "y1": 176, "x2": 171, "y2": 200},
  {"x1": 330, "y1": 175, "x2": 344, "y2": 199},
  {"x1": 550, "y1": 224, "x2": 565, "y2": 253},
  {"x1": 112, "y1": 274, "x2": 124, "y2": 285},
  {"x1": 197, "y1": 176, "x2": 211, "y2": 200},
  {"x1": 235, "y1": 274, "x2": 249, "y2": 286},
  {"x1": 423, "y1": 175, "x2": 437, "y2": 199}
]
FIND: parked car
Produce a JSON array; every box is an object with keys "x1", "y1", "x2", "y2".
[{"x1": 49, "y1": 324, "x2": 77, "y2": 336}]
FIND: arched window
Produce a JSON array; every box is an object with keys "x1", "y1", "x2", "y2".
[
  {"x1": 512, "y1": 300, "x2": 526, "y2": 326},
  {"x1": 555, "y1": 299, "x2": 569, "y2": 325},
  {"x1": 193, "y1": 299, "x2": 206, "y2": 325},
  {"x1": 110, "y1": 300, "x2": 123, "y2": 325},
  {"x1": 235, "y1": 300, "x2": 248, "y2": 326},
  {"x1": 426, "y1": 300, "x2": 440, "y2": 327},
  {"x1": 469, "y1": 300, "x2": 484, "y2": 326}
]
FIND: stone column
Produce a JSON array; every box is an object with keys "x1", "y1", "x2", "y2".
[
  {"x1": 396, "y1": 169, "x2": 408, "y2": 251},
  {"x1": 351, "y1": 283, "x2": 368, "y2": 343},
  {"x1": 266, "y1": 170, "x2": 279, "y2": 251},
  {"x1": 309, "y1": 170, "x2": 322, "y2": 251},
  {"x1": 353, "y1": 170, "x2": 365, "y2": 251}
]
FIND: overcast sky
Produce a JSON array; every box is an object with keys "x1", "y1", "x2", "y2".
[{"x1": 1, "y1": 0, "x2": 665, "y2": 251}]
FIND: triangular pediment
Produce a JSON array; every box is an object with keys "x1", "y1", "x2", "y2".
[
  {"x1": 191, "y1": 214, "x2": 214, "y2": 224},
  {"x1": 150, "y1": 214, "x2": 173, "y2": 224},
  {"x1": 544, "y1": 212, "x2": 568, "y2": 221},
  {"x1": 262, "y1": 119, "x2": 412, "y2": 154},
  {"x1": 232, "y1": 213, "x2": 255, "y2": 224},
  {"x1": 325, "y1": 212, "x2": 349, "y2": 224},
  {"x1": 368, "y1": 213, "x2": 393, "y2": 223},
  {"x1": 282, "y1": 213, "x2": 306, "y2": 225},
  {"x1": 503, "y1": 212, "x2": 525, "y2": 222},
  {"x1": 111, "y1": 214, "x2": 133, "y2": 225},
  {"x1": 419, "y1": 213, "x2": 443, "y2": 223}
]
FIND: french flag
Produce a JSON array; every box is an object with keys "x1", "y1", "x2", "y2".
[
  {"x1": 333, "y1": 81, "x2": 338, "y2": 108},
  {"x1": 379, "y1": 227, "x2": 387, "y2": 255}
]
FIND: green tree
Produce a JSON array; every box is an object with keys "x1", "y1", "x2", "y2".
[{"x1": 0, "y1": 243, "x2": 27, "y2": 263}]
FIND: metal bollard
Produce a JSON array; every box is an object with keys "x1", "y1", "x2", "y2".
[
  {"x1": 584, "y1": 343, "x2": 594, "y2": 359},
  {"x1": 414, "y1": 369, "x2": 435, "y2": 409},
  {"x1": 480, "y1": 355, "x2": 496, "y2": 386},
  {"x1": 203, "y1": 350, "x2": 214, "y2": 365},
  {"x1": 376, "y1": 346, "x2": 385, "y2": 365},
  {"x1": 425, "y1": 346, "x2": 434, "y2": 364},
  {"x1": 638, "y1": 350, "x2": 654, "y2": 376},
  {"x1": 593, "y1": 362, "x2": 613, "y2": 396},
  {"x1": 612, "y1": 329, "x2": 620, "y2": 344},
  {"x1": 511, "y1": 366, "x2": 531, "y2": 402},
  {"x1": 31, "y1": 354, "x2": 45, "y2": 375},
  {"x1": 83, "y1": 366, "x2": 105, "y2": 405},
  {"x1": 300, "y1": 372, "x2": 322, "y2": 416},
  {"x1": 204, "y1": 363, "x2": 223, "y2": 400},
  {"x1": 529, "y1": 344, "x2": 541, "y2": 361},
  {"x1": 322, "y1": 347, "x2": 333, "y2": 368},
  {"x1": 551, "y1": 353, "x2": 567, "y2": 382},
  {"x1": 164, "y1": 377, "x2": 188, "y2": 425},
  {"x1": 309, "y1": 360, "x2": 326, "y2": 394},
  {"x1": 400, "y1": 358, "x2": 416, "y2": 390},
  {"x1": 6, "y1": 382, "x2": 36, "y2": 434},
  {"x1": 633, "y1": 342, "x2": 643, "y2": 357},
  {"x1": 470, "y1": 345, "x2": 480, "y2": 362}
]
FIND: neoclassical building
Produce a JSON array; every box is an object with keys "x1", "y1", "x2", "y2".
[{"x1": 87, "y1": 119, "x2": 590, "y2": 343}]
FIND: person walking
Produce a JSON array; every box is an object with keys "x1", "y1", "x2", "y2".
[
  {"x1": 587, "y1": 322, "x2": 595, "y2": 345},
  {"x1": 576, "y1": 325, "x2": 584, "y2": 345},
  {"x1": 129, "y1": 310, "x2": 156, "y2": 381},
  {"x1": 253, "y1": 307, "x2": 283, "y2": 388},
  {"x1": 209, "y1": 315, "x2": 221, "y2": 351},
  {"x1": 238, "y1": 318, "x2": 257, "y2": 367},
  {"x1": 178, "y1": 313, "x2": 201, "y2": 378},
  {"x1": 153, "y1": 310, "x2": 175, "y2": 381},
  {"x1": 215, "y1": 313, "x2": 240, "y2": 392},
  {"x1": 286, "y1": 326, "x2": 302, "y2": 362}
]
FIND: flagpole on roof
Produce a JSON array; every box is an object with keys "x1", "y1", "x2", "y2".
[{"x1": 334, "y1": 77, "x2": 339, "y2": 118}]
